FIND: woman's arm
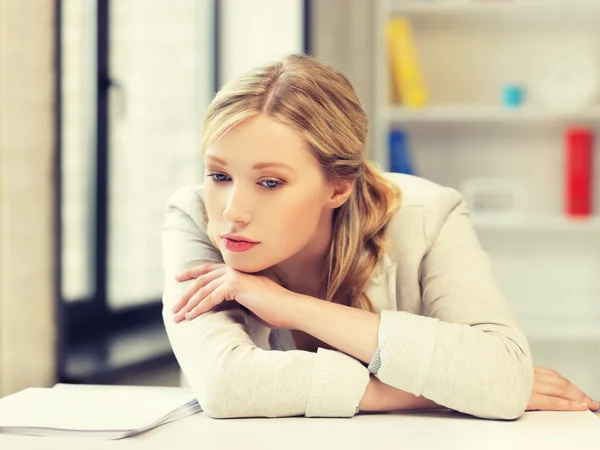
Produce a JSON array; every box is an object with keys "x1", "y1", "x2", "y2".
[
  {"x1": 291, "y1": 188, "x2": 534, "y2": 420},
  {"x1": 290, "y1": 295, "x2": 380, "y2": 364},
  {"x1": 372, "y1": 189, "x2": 534, "y2": 419},
  {"x1": 359, "y1": 375, "x2": 441, "y2": 412},
  {"x1": 290, "y1": 233, "x2": 597, "y2": 416},
  {"x1": 409, "y1": 189, "x2": 534, "y2": 419},
  {"x1": 162, "y1": 186, "x2": 370, "y2": 419}
]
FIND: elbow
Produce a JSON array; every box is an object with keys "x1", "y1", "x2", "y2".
[
  {"x1": 201, "y1": 396, "x2": 234, "y2": 419},
  {"x1": 198, "y1": 380, "x2": 225, "y2": 419},
  {"x1": 483, "y1": 355, "x2": 534, "y2": 420},
  {"x1": 196, "y1": 380, "x2": 236, "y2": 419},
  {"x1": 190, "y1": 347, "x2": 265, "y2": 419},
  {"x1": 194, "y1": 369, "x2": 242, "y2": 419}
]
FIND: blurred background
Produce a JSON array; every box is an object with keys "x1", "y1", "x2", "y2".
[{"x1": 2, "y1": 0, "x2": 600, "y2": 401}]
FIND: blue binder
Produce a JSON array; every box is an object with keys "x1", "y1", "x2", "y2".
[{"x1": 388, "y1": 129, "x2": 415, "y2": 175}]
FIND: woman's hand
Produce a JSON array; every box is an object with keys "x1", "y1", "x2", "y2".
[
  {"x1": 171, "y1": 263, "x2": 300, "y2": 329},
  {"x1": 527, "y1": 366, "x2": 599, "y2": 412}
]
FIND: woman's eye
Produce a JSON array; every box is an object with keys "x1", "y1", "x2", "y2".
[
  {"x1": 207, "y1": 173, "x2": 230, "y2": 183},
  {"x1": 260, "y1": 179, "x2": 282, "y2": 190}
]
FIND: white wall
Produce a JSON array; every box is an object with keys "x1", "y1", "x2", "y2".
[
  {"x1": 0, "y1": 0, "x2": 57, "y2": 396},
  {"x1": 219, "y1": 0, "x2": 304, "y2": 84}
]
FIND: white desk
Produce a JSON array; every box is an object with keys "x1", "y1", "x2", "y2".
[{"x1": 1, "y1": 408, "x2": 599, "y2": 450}]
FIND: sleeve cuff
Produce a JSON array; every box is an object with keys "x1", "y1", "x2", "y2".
[
  {"x1": 371, "y1": 310, "x2": 439, "y2": 396},
  {"x1": 305, "y1": 348, "x2": 370, "y2": 418},
  {"x1": 367, "y1": 346, "x2": 382, "y2": 374}
]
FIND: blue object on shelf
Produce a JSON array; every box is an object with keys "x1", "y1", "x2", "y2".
[
  {"x1": 388, "y1": 129, "x2": 415, "y2": 175},
  {"x1": 502, "y1": 84, "x2": 526, "y2": 109}
]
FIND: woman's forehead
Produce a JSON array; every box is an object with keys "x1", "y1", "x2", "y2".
[{"x1": 207, "y1": 116, "x2": 315, "y2": 166}]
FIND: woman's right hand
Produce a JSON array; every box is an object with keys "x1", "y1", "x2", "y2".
[
  {"x1": 171, "y1": 263, "x2": 301, "y2": 329},
  {"x1": 527, "y1": 366, "x2": 599, "y2": 412}
]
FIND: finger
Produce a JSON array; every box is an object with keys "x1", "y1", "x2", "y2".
[
  {"x1": 175, "y1": 263, "x2": 223, "y2": 281},
  {"x1": 534, "y1": 366, "x2": 559, "y2": 376},
  {"x1": 535, "y1": 372, "x2": 598, "y2": 409},
  {"x1": 185, "y1": 284, "x2": 227, "y2": 320},
  {"x1": 172, "y1": 268, "x2": 226, "y2": 313},
  {"x1": 535, "y1": 373, "x2": 586, "y2": 402},
  {"x1": 176, "y1": 277, "x2": 225, "y2": 320},
  {"x1": 172, "y1": 276, "x2": 204, "y2": 314},
  {"x1": 527, "y1": 394, "x2": 589, "y2": 412}
]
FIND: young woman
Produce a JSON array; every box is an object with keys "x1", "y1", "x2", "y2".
[{"x1": 162, "y1": 54, "x2": 598, "y2": 419}]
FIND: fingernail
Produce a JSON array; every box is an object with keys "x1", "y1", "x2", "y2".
[
  {"x1": 580, "y1": 402, "x2": 589, "y2": 408},
  {"x1": 173, "y1": 313, "x2": 182, "y2": 322},
  {"x1": 184, "y1": 313, "x2": 191, "y2": 319}
]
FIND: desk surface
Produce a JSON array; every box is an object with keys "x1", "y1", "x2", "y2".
[{"x1": 1, "y1": 408, "x2": 599, "y2": 450}]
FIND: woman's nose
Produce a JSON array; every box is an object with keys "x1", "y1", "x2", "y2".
[{"x1": 223, "y1": 187, "x2": 252, "y2": 224}]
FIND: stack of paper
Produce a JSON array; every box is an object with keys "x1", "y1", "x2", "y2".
[{"x1": 0, "y1": 384, "x2": 202, "y2": 439}]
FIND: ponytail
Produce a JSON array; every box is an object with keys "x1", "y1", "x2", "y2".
[{"x1": 324, "y1": 161, "x2": 402, "y2": 310}]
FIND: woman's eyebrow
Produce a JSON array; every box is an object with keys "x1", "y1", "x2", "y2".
[
  {"x1": 252, "y1": 162, "x2": 293, "y2": 171},
  {"x1": 205, "y1": 156, "x2": 292, "y2": 172},
  {"x1": 205, "y1": 155, "x2": 228, "y2": 166}
]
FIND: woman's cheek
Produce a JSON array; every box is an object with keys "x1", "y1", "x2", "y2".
[{"x1": 288, "y1": 200, "x2": 322, "y2": 235}]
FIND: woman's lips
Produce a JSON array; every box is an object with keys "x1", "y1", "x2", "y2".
[{"x1": 223, "y1": 238, "x2": 260, "y2": 253}]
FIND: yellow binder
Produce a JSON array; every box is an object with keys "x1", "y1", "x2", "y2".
[{"x1": 386, "y1": 18, "x2": 429, "y2": 107}]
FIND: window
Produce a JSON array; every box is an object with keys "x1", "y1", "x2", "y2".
[{"x1": 58, "y1": 0, "x2": 215, "y2": 383}]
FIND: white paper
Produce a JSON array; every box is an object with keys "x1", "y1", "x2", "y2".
[{"x1": 0, "y1": 386, "x2": 200, "y2": 438}]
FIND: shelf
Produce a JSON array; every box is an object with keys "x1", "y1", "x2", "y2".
[
  {"x1": 390, "y1": 1, "x2": 600, "y2": 15},
  {"x1": 386, "y1": 105, "x2": 600, "y2": 124},
  {"x1": 470, "y1": 215, "x2": 600, "y2": 232}
]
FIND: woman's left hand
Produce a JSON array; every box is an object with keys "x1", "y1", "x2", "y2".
[
  {"x1": 171, "y1": 263, "x2": 300, "y2": 329},
  {"x1": 527, "y1": 366, "x2": 599, "y2": 412}
]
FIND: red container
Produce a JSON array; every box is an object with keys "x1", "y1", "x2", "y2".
[{"x1": 565, "y1": 127, "x2": 593, "y2": 217}]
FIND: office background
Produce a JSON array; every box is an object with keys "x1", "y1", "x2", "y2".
[{"x1": 1, "y1": 0, "x2": 599, "y2": 400}]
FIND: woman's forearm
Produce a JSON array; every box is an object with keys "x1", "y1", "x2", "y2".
[
  {"x1": 288, "y1": 295, "x2": 442, "y2": 413},
  {"x1": 290, "y1": 293, "x2": 380, "y2": 364},
  {"x1": 359, "y1": 375, "x2": 441, "y2": 412}
]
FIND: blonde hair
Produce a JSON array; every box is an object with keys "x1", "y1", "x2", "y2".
[{"x1": 201, "y1": 54, "x2": 402, "y2": 311}]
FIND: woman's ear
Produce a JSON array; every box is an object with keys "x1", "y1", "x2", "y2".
[{"x1": 327, "y1": 180, "x2": 353, "y2": 209}]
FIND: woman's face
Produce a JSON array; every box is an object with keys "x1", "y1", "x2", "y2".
[{"x1": 204, "y1": 114, "x2": 337, "y2": 273}]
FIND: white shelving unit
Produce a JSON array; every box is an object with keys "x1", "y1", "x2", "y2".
[
  {"x1": 389, "y1": 0, "x2": 600, "y2": 14},
  {"x1": 387, "y1": 105, "x2": 600, "y2": 124},
  {"x1": 373, "y1": 0, "x2": 600, "y2": 170},
  {"x1": 373, "y1": 0, "x2": 600, "y2": 398},
  {"x1": 470, "y1": 214, "x2": 600, "y2": 232}
]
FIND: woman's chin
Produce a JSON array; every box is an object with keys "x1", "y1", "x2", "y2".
[{"x1": 222, "y1": 255, "x2": 269, "y2": 274}]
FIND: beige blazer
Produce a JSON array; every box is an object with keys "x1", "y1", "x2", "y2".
[{"x1": 161, "y1": 173, "x2": 534, "y2": 420}]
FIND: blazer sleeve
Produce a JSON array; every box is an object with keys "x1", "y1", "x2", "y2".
[
  {"x1": 161, "y1": 186, "x2": 370, "y2": 418},
  {"x1": 367, "y1": 187, "x2": 534, "y2": 420}
]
